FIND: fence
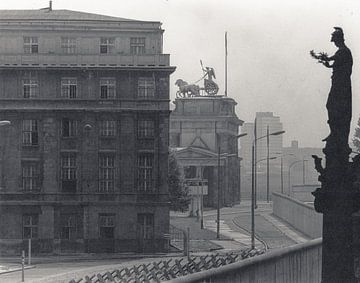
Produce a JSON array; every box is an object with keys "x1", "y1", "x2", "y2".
[
  {"x1": 69, "y1": 249, "x2": 265, "y2": 283},
  {"x1": 169, "y1": 225, "x2": 185, "y2": 252},
  {"x1": 165, "y1": 239, "x2": 322, "y2": 283}
]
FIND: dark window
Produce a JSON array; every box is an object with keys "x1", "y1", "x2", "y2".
[
  {"x1": 99, "y1": 154, "x2": 115, "y2": 192},
  {"x1": 99, "y1": 214, "x2": 115, "y2": 239},
  {"x1": 22, "y1": 120, "x2": 38, "y2": 146},
  {"x1": 24, "y1": 37, "x2": 38, "y2": 54},
  {"x1": 137, "y1": 77, "x2": 155, "y2": 98},
  {"x1": 100, "y1": 38, "x2": 115, "y2": 54},
  {"x1": 100, "y1": 78, "x2": 116, "y2": 99},
  {"x1": 61, "y1": 214, "x2": 77, "y2": 240},
  {"x1": 23, "y1": 214, "x2": 38, "y2": 239},
  {"x1": 138, "y1": 154, "x2": 153, "y2": 192},
  {"x1": 137, "y1": 213, "x2": 154, "y2": 239},
  {"x1": 61, "y1": 37, "x2": 76, "y2": 54},
  {"x1": 130, "y1": 37, "x2": 145, "y2": 55},
  {"x1": 61, "y1": 154, "x2": 77, "y2": 192},
  {"x1": 61, "y1": 78, "x2": 77, "y2": 98},
  {"x1": 22, "y1": 162, "x2": 40, "y2": 191},
  {"x1": 62, "y1": 119, "x2": 77, "y2": 137},
  {"x1": 138, "y1": 119, "x2": 154, "y2": 139},
  {"x1": 23, "y1": 73, "x2": 38, "y2": 98},
  {"x1": 99, "y1": 120, "x2": 116, "y2": 137}
]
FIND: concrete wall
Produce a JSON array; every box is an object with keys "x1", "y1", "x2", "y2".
[
  {"x1": 272, "y1": 192, "x2": 322, "y2": 239},
  {"x1": 166, "y1": 239, "x2": 322, "y2": 283},
  {"x1": 292, "y1": 184, "x2": 319, "y2": 202}
]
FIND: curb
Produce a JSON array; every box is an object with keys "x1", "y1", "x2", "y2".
[{"x1": 0, "y1": 265, "x2": 36, "y2": 275}]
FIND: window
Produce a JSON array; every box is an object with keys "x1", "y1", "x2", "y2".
[
  {"x1": 138, "y1": 154, "x2": 153, "y2": 192},
  {"x1": 62, "y1": 119, "x2": 77, "y2": 137},
  {"x1": 22, "y1": 120, "x2": 38, "y2": 146},
  {"x1": 23, "y1": 73, "x2": 39, "y2": 98},
  {"x1": 138, "y1": 119, "x2": 154, "y2": 139},
  {"x1": 100, "y1": 78, "x2": 116, "y2": 99},
  {"x1": 61, "y1": 153, "x2": 76, "y2": 192},
  {"x1": 99, "y1": 214, "x2": 115, "y2": 239},
  {"x1": 22, "y1": 162, "x2": 40, "y2": 192},
  {"x1": 138, "y1": 77, "x2": 155, "y2": 99},
  {"x1": 130, "y1": 37, "x2": 145, "y2": 55},
  {"x1": 61, "y1": 37, "x2": 76, "y2": 54},
  {"x1": 137, "y1": 213, "x2": 154, "y2": 239},
  {"x1": 100, "y1": 37, "x2": 115, "y2": 54},
  {"x1": 23, "y1": 214, "x2": 38, "y2": 239},
  {"x1": 100, "y1": 120, "x2": 116, "y2": 137},
  {"x1": 99, "y1": 154, "x2": 115, "y2": 192},
  {"x1": 61, "y1": 78, "x2": 77, "y2": 98},
  {"x1": 61, "y1": 214, "x2": 77, "y2": 240},
  {"x1": 24, "y1": 37, "x2": 38, "y2": 54}
]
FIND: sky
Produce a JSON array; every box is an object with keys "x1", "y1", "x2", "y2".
[{"x1": 1, "y1": 0, "x2": 360, "y2": 147}]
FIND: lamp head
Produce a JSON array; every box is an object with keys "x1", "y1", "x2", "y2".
[{"x1": 270, "y1": 130, "x2": 285, "y2": 136}]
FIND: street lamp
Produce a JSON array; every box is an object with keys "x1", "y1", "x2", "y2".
[
  {"x1": 216, "y1": 133, "x2": 247, "y2": 239},
  {"x1": 251, "y1": 129, "x2": 284, "y2": 249},
  {"x1": 274, "y1": 153, "x2": 295, "y2": 194},
  {"x1": 253, "y1": 130, "x2": 285, "y2": 205},
  {"x1": 288, "y1": 159, "x2": 308, "y2": 196},
  {"x1": 266, "y1": 128, "x2": 285, "y2": 203}
]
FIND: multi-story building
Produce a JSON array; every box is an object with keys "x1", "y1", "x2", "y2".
[
  {"x1": 170, "y1": 96, "x2": 243, "y2": 209},
  {"x1": 240, "y1": 112, "x2": 283, "y2": 200},
  {"x1": 0, "y1": 7, "x2": 175, "y2": 254}
]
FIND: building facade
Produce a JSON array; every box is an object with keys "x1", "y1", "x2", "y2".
[
  {"x1": 170, "y1": 96, "x2": 243, "y2": 209},
  {"x1": 0, "y1": 8, "x2": 175, "y2": 254}
]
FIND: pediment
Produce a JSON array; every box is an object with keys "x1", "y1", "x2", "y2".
[
  {"x1": 190, "y1": 136, "x2": 210, "y2": 150},
  {"x1": 174, "y1": 147, "x2": 217, "y2": 160}
]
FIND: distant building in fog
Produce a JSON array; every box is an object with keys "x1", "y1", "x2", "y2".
[
  {"x1": 282, "y1": 140, "x2": 322, "y2": 197},
  {"x1": 240, "y1": 112, "x2": 283, "y2": 200}
]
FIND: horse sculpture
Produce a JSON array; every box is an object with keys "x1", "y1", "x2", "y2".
[{"x1": 175, "y1": 79, "x2": 200, "y2": 98}]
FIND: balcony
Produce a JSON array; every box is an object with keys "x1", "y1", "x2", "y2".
[{"x1": 0, "y1": 54, "x2": 171, "y2": 69}]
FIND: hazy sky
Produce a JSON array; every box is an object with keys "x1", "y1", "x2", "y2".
[{"x1": 1, "y1": 0, "x2": 360, "y2": 147}]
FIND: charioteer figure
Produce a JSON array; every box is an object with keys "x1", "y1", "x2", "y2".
[{"x1": 310, "y1": 27, "x2": 353, "y2": 148}]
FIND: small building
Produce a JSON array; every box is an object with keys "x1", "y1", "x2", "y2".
[
  {"x1": 0, "y1": 7, "x2": 175, "y2": 254},
  {"x1": 170, "y1": 95, "x2": 243, "y2": 210}
]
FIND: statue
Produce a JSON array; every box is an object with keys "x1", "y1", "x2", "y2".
[
  {"x1": 200, "y1": 60, "x2": 219, "y2": 95},
  {"x1": 310, "y1": 27, "x2": 353, "y2": 147},
  {"x1": 175, "y1": 61, "x2": 220, "y2": 98},
  {"x1": 310, "y1": 27, "x2": 358, "y2": 282},
  {"x1": 175, "y1": 79, "x2": 200, "y2": 97}
]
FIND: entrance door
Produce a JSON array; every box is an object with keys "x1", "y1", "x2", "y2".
[{"x1": 137, "y1": 213, "x2": 154, "y2": 253}]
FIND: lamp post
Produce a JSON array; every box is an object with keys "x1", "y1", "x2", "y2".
[
  {"x1": 253, "y1": 130, "x2": 285, "y2": 205},
  {"x1": 251, "y1": 130, "x2": 284, "y2": 249},
  {"x1": 274, "y1": 153, "x2": 295, "y2": 194},
  {"x1": 288, "y1": 159, "x2": 307, "y2": 196},
  {"x1": 302, "y1": 158, "x2": 308, "y2": 184},
  {"x1": 216, "y1": 133, "x2": 247, "y2": 239}
]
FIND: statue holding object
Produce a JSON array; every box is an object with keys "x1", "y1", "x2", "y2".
[{"x1": 310, "y1": 27, "x2": 353, "y2": 147}]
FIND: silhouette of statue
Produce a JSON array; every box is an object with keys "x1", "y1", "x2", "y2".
[{"x1": 310, "y1": 27, "x2": 353, "y2": 146}]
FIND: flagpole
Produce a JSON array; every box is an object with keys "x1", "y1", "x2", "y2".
[{"x1": 225, "y1": 32, "x2": 228, "y2": 97}]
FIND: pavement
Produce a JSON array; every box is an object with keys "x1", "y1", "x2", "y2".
[
  {"x1": 171, "y1": 201, "x2": 310, "y2": 251},
  {"x1": 0, "y1": 201, "x2": 311, "y2": 282}
]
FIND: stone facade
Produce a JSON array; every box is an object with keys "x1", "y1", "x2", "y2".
[
  {"x1": 170, "y1": 96, "x2": 243, "y2": 208},
  {"x1": 0, "y1": 8, "x2": 175, "y2": 254}
]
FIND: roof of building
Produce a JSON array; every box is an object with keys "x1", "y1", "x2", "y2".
[{"x1": 0, "y1": 9, "x2": 146, "y2": 22}]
